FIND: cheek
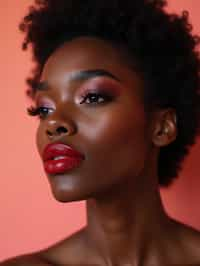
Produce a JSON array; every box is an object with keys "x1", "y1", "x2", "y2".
[
  {"x1": 83, "y1": 105, "x2": 150, "y2": 184},
  {"x1": 33, "y1": 105, "x2": 151, "y2": 201},
  {"x1": 36, "y1": 123, "x2": 45, "y2": 158}
]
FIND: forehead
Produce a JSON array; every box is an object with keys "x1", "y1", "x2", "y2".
[
  {"x1": 40, "y1": 36, "x2": 145, "y2": 98},
  {"x1": 43, "y1": 36, "x2": 132, "y2": 71}
]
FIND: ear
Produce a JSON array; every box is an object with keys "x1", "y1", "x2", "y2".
[{"x1": 151, "y1": 108, "x2": 178, "y2": 147}]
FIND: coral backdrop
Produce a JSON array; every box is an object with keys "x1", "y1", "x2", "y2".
[{"x1": 0, "y1": 0, "x2": 199, "y2": 261}]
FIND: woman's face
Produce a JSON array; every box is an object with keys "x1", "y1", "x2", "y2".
[{"x1": 35, "y1": 37, "x2": 155, "y2": 202}]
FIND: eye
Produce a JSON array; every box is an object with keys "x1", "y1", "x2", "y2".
[
  {"x1": 26, "y1": 106, "x2": 54, "y2": 119},
  {"x1": 80, "y1": 91, "x2": 112, "y2": 105}
]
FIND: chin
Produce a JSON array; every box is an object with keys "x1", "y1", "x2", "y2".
[
  {"x1": 46, "y1": 172, "x2": 115, "y2": 202},
  {"x1": 49, "y1": 181, "x2": 95, "y2": 203},
  {"x1": 53, "y1": 194, "x2": 83, "y2": 203},
  {"x1": 50, "y1": 186, "x2": 85, "y2": 202}
]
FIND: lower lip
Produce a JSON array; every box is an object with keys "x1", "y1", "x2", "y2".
[{"x1": 44, "y1": 156, "x2": 83, "y2": 174}]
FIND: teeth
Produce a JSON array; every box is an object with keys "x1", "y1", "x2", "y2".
[{"x1": 54, "y1": 156, "x2": 66, "y2": 160}]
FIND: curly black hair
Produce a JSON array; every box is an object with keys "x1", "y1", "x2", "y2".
[{"x1": 19, "y1": 0, "x2": 200, "y2": 187}]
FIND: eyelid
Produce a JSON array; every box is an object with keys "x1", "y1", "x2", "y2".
[
  {"x1": 34, "y1": 81, "x2": 119, "y2": 109},
  {"x1": 36, "y1": 97, "x2": 56, "y2": 109},
  {"x1": 80, "y1": 87, "x2": 111, "y2": 97},
  {"x1": 78, "y1": 78, "x2": 120, "y2": 96}
]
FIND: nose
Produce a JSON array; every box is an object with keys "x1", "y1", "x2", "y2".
[{"x1": 45, "y1": 119, "x2": 76, "y2": 140}]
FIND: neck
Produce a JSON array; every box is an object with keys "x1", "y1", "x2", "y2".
[{"x1": 85, "y1": 176, "x2": 171, "y2": 265}]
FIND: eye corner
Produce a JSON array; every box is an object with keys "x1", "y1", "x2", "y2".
[{"x1": 26, "y1": 106, "x2": 38, "y2": 116}]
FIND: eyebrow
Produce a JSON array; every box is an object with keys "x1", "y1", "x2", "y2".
[{"x1": 34, "y1": 69, "x2": 121, "y2": 92}]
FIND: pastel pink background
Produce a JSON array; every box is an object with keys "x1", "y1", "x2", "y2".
[{"x1": 0, "y1": 0, "x2": 200, "y2": 261}]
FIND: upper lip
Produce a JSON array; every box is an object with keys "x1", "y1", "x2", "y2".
[{"x1": 42, "y1": 142, "x2": 85, "y2": 162}]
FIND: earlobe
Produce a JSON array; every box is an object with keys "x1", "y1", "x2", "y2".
[{"x1": 151, "y1": 109, "x2": 178, "y2": 147}]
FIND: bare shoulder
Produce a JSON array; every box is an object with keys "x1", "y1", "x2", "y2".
[
  {"x1": 170, "y1": 217, "x2": 200, "y2": 263},
  {"x1": 0, "y1": 253, "x2": 52, "y2": 266},
  {"x1": 38, "y1": 227, "x2": 103, "y2": 266},
  {"x1": 0, "y1": 228, "x2": 89, "y2": 266},
  {"x1": 38, "y1": 227, "x2": 94, "y2": 265}
]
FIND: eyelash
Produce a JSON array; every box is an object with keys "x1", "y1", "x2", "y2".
[{"x1": 27, "y1": 91, "x2": 113, "y2": 119}]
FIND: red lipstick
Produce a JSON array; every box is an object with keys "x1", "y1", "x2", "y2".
[{"x1": 42, "y1": 142, "x2": 85, "y2": 174}]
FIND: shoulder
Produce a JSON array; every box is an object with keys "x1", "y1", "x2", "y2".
[
  {"x1": 0, "y1": 228, "x2": 89, "y2": 266},
  {"x1": 0, "y1": 253, "x2": 52, "y2": 266},
  {"x1": 38, "y1": 228, "x2": 92, "y2": 265},
  {"x1": 169, "y1": 218, "x2": 200, "y2": 263},
  {"x1": 181, "y1": 223, "x2": 200, "y2": 259}
]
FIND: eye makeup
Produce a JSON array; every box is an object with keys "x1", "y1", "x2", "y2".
[
  {"x1": 27, "y1": 76, "x2": 122, "y2": 118},
  {"x1": 35, "y1": 97, "x2": 56, "y2": 109},
  {"x1": 27, "y1": 97, "x2": 56, "y2": 118},
  {"x1": 77, "y1": 77, "x2": 122, "y2": 100}
]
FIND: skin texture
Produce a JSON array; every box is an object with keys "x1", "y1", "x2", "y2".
[{"x1": 2, "y1": 37, "x2": 200, "y2": 266}]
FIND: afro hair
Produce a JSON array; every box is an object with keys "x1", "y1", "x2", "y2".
[{"x1": 19, "y1": 0, "x2": 200, "y2": 187}]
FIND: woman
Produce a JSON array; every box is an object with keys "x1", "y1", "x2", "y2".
[{"x1": 1, "y1": 0, "x2": 200, "y2": 265}]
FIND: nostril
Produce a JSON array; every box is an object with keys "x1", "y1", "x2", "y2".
[
  {"x1": 56, "y1": 126, "x2": 68, "y2": 134},
  {"x1": 46, "y1": 126, "x2": 69, "y2": 139},
  {"x1": 46, "y1": 129, "x2": 53, "y2": 137}
]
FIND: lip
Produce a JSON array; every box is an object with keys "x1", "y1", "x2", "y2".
[
  {"x1": 42, "y1": 142, "x2": 85, "y2": 162},
  {"x1": 42, "y1": 142, "x2": 85, "y2": 174}
]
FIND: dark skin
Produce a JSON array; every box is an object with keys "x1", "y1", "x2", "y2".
[{"x1": 2, "y1": 37, "x2": 200, "y2": 266}]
